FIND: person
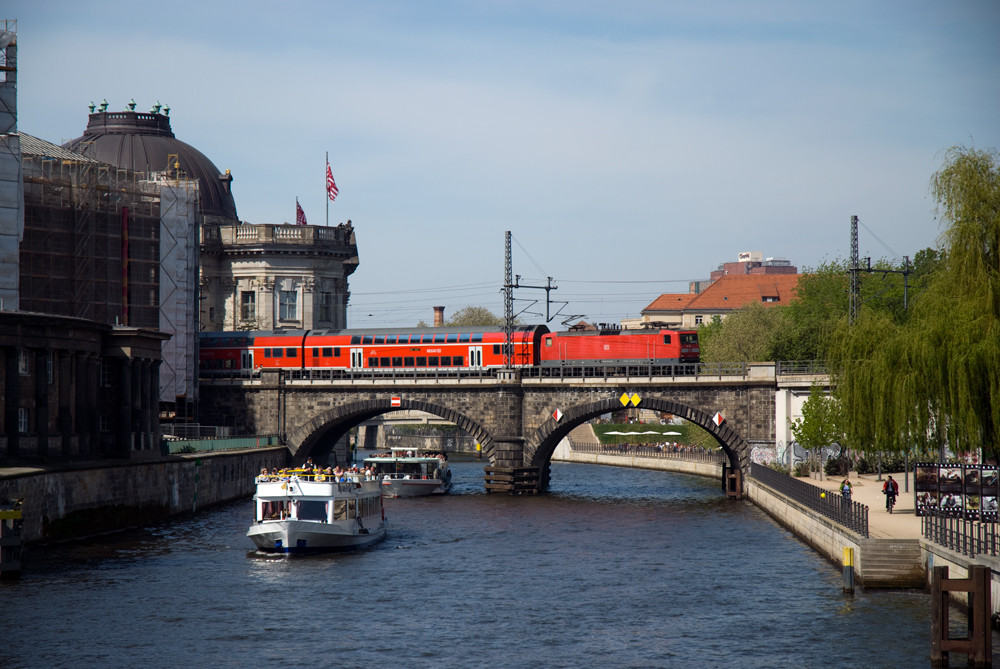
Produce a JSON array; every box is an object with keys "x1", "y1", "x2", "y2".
[
  {"x1": 883, "y1": 475, "x2": 899, "y2": 513},
  {"x1": 840, "y1": 478, "x2": 853, "y2": 503}
]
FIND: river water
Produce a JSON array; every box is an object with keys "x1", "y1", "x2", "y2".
[{"x1": 0, "y1": 456, "x2": 987, "y2": 668}]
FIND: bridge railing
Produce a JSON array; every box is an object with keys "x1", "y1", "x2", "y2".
[
  {"x1": 198, "y1": 361, "x2": 828, "y2": 384},
  {"x1": 569, "y1": 442, "x2": 726, "y2": 465},
  {"x1": 921, "y1": 514, "x2": 1000, "y2": 558},
  {"x1": 749, "y1": 463, "x2": 869, "y2": 537}
]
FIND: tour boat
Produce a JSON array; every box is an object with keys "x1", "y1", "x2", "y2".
[
  {"x1": 247, "y1": 473, "x2": 386, "y2": 554},
  {"x1": 363, "y1": 447, "x2": 453, "y2": 498}
]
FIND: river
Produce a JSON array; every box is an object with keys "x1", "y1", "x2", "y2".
[{"x1": 0, "y1": 456, "x2": 984, "y2": 668}]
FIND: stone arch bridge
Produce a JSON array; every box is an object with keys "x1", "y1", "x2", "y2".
[{"x1": 200, "y1": 364, "x2": 825, "y2": 495}]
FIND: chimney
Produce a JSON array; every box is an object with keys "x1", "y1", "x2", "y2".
[{"x1": 433, "y1": 306, "x2": 445, "y2": 327}]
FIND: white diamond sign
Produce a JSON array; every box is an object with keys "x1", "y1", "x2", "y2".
[
  {"x1": 552, "y1": 409, "x2": 563, "y2": 422},
  {"x1": 712, "y1": 411, "x2": 724, "y2": 426}
]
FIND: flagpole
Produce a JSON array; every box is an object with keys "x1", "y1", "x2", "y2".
[{"x1": 325, "y1": 151, "x2": 329, "y2": 227}]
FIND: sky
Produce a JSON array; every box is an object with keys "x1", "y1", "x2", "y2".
[{"x1": 7, "y1": 1, "x2": 1000, "y2": 328}]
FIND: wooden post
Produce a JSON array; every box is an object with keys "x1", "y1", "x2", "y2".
[
  {"x1": 842, "y1": 547, "x2": 855, "y2": 594},
  {"x1": 930, "y1": 564, "x2": 992, "y2": 667}
]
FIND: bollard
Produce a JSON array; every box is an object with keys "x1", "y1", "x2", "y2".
[{"x1": 842, "y1": 547, "x2": 854, "y2": 594}]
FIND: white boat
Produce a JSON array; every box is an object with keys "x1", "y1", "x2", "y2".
[
  {"x1": 247, "y1": 473, "x2": 386, "y2": 554},
  {"x1": 363, "y1": 448, "x2": 452, "y2": 498}
]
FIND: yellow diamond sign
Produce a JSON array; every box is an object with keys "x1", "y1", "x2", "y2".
[
  {"x1": 620, "y1": 392, "x2": 641, "y2": 406},
  {"x1": 630, "y1": 393, "x2": 641, "y2": 406},
  {"x1": 619, "y1": 393, "x2": 630, "y2": 407}
]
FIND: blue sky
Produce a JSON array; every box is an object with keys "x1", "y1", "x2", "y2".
[{"x1": 8, "y1": 1, "x2": 1000, "y2": 328}]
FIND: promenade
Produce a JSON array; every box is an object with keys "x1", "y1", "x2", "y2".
[{"x1": 810, "y1": 471, "x2": 920, "y2": 540}]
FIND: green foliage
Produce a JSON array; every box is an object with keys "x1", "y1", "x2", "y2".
[
  {"x1": 698, "y1": 302, "x2": 789, "y2": 363},
  {"x1": 790, "y1": 382, "x2": 843, "y2": 452},
  {"x1": 443, "y1": 306, "x2": 512, "y2": 328},
  {"x1": 831, "y1": 146, "x2": 1000, "y2": 459}
]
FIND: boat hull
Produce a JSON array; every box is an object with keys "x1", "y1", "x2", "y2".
[
  {"x1": 247, "y1": 519, "x2": 386, "y2": 554},
  {"x1": 381, "y1": 478, "x2": 451, "y2": 498}
]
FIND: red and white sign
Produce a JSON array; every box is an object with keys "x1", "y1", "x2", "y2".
[
  {"x1": 712, "y1": 411, "x2": 724, "y2": 426},
  {"x1": 390, "y1": 397, "x2": 401, "y2": 407},
  {"x1": 552, "y1": 409, "x2": 563, "y2": 422}
]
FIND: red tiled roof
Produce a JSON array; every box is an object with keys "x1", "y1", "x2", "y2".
[
  {"x1": 642, "y1": 292, "x2": 698, "y2": 313},
  {"x1": 685, "y1": 274, "x2": 800, "y2": 311}
]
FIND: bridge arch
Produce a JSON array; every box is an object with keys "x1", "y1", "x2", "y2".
[
  {"x1": 524, "y1": 397, "x2": 748, "y2": 491},
  {"x1": 285, "y1": 398, "x2": 495, "y2": 465}
]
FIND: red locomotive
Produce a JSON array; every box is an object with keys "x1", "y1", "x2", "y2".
[{"x1": 199, "y1": 325, "x2": 699, "y2": 376}]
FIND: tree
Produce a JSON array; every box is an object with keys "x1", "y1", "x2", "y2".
[
  {"x1": 790, "y1": 382, "x2": 844, "y2": 471},
  {"x1": 445, "y1": 306, "x2": 509, "y2": 328},
  {"x1": 698, "y1": 301, "x2": 789, "y2": 363},
  {"x1": 830, "y1": 146, "x2": 1000, "y2": 459}
]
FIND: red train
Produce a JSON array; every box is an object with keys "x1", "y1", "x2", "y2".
[{"x1": 199, "y1": 325, "x2": 699, "y2": 376}]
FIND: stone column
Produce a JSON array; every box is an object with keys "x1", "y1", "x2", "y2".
[
  {"x1": 34, "y1": 348, "x2": 49, "y2": 458},
  {"x1": 4, "y1": 347, "x2": 18, "y2": 458}
]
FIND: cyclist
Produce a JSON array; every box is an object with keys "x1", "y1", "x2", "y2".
[{"x1": 883, "y1": 475, "x2": 899, "y2": 513}]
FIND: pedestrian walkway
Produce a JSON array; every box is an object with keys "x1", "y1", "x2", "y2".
[{"x1": 810, "y1": 471, "x2": 920, "y2": 540}]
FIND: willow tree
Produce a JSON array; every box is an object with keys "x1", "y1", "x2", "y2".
[{"x1": 830, "y1": 146, "x2": 1000, "y2": 459}]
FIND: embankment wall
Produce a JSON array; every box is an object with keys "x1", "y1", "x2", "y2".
[{"x1": 0, "y1": 447, "x2": 288, "y2": 544}]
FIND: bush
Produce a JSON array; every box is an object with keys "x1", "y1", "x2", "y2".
[
  {"x1": 855, "y1": 453, "x2": 907, "y2": 474},
  {"x1": 794, "y1": 461, "x2": 812, "y2": 477},
  {"x1": 824, "y1": 456, "x2": 851, "y2": 476}
]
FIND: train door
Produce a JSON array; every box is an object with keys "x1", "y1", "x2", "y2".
[
  {"x1": 241, "y1": 350, "x2": 253, "y2": 372},
  {"x1": 468, "y1": 346, "x2": 483, "y2": 369},
  {"x1": 350, "y1": 347, "x2": 364, "y2": 370}
]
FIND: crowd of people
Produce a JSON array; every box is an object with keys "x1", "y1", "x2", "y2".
[{"x1": 256, "y1": 459, "x2": 376, "y2": 483}]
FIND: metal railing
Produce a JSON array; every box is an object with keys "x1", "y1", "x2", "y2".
[
  {"x1": 569, "y1": 442, "x2": 726, "y2": 465},
  {"x1": 921, "y1": 514, "x2": 1000, "y2": 558},
  {"x1": 749, "y1": 463, "x2": 869, "y2": 537}
]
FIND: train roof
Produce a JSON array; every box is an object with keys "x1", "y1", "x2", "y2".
[{"x1": 199, "y1": 324, "x2": 550, "y2": 342}]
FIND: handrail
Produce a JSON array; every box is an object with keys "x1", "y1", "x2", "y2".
[
  {"x1": 921, "y1": 513, "x2": 1000, "y2": 558},
  {"x1": 749, "y1": 463, "x2": 869, "y2": 537}
]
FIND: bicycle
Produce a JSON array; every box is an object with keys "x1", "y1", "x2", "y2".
[{"x1": 884, "y1": 490, "x2": 897, "y2": 514}]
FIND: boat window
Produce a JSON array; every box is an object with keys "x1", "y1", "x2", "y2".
[
  {"x1": 296, "y1": 500, "x2": 327, "y2": 522},
  {"x1": 416, "y1": 356, "x2": 427, "y2": 367},
  {"x1": 380, "y1": 357, "x2": 390, "y2": 367},
  {"x1": 453, "y1": 355, "x2": 463, "y2": 366},
  {"x1": 333, "y1": 499, "x2": 347, "y2": 521},
  {"x1": 392, "y1": 357, "x2": 402, "y2": 367},
  {"x1": 322, "y1": 347, "x2": 333, "y2": 357},
  {"x1": 429, "y1": 356, "x2": 439, "y2": 366},
  {"x1": 350, "y1": 335, "x2": 361, "y2": 345},
  {"x1": 404, "y1": 356, "x2": 414, "y2": 366},
  {"x1": 663, "y1": 335, "x2": 672, "y2": 344},
  {"x1": 441, "y1": 356, "x2": 451, "y2": 366},
  {"x1": 348, "y1": 499, "x2": 357, "y2": 518},
  {"x1": 285, "y1": 348, "x2": 297, "y2": 358},
  {"x1": 261, "y1": 500, "x2": 287, "y2": 520}
]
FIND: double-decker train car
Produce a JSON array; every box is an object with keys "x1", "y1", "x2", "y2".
[
  {"x1": 199, "y1": 324, "x2": 699, "y2": 376},
  {"x1": 539, "y1": 327, "x2": 699, "y2": 367},
  {"x1": 199, "y1": 325, "x2": 550, "y2": 375}
]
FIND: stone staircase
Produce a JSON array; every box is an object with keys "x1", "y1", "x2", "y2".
[
  {"x1": 567, "y1": 423, "x2": 600, "y2": 448},
  {"x1": 859, "y1": 538, "x2": 925, "y2": 588}
]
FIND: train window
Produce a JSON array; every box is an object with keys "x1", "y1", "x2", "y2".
[
  {"x1": 663, "y1": 335, "x2": 672, "y2": 344},
  {"x1": 392, "y1": 357, "x2": 402, "y2": 366},
  {"x1": 322, "y1": 348, "x2": 333, "y2": 357},
  {"x1": 681, "y1": 334, "x2": 698, "y2": 345},
  {"x1": 312, "y1": 347, "x2": 319, "y2": 357},
  {"x1": 447, "y1": 334, "x2": 458, "y2": 343},
  {"x1": 404, "y1": 357, "x2": 414, "y2": 366},
  {"x1": 362, "y1": 335, "x2": 373, "y2": 345},
  {"x1": 334, "y1": 348, "x2": 341, "y2": 357},
  {"x1": 493, "y1": 344, "x2": 502, "y2": 355},
  {"x1": 429, "y1": 356, "x2": 439, "y2": 366},
  {"x1": 385, "y1": 335, "x2": 396, "y2": 344},
  {"x1": 368, "y1": 357, "x2": 378, "y2": 367},
  {"x1": 416, "y1": 357, "x2": 427, "y2": 367},
  {"x1": 453, "y1": 355, "x2": 463, "y2": 366},
  {"x1": 264, "y1": 349, "x2": 271, "y2": 358},
  {"x1": 459, "y1": 334, "x2": 469, "y2": 343},
  {"x1": 374, "y1": 336, "x2": 384, "y2": 344},
  {"x1": 286, "y1": 348, "x2": 298, "y2": 358},
  {"x1": 545, "y1": 337, "x2": 552, "y2": 347},
  {"x1": 472, "y1": 333, "x2": 483, "y2": 343},
  {"x1": 350, "y1": 335, "x2": 361, "y2": 345},
  {"x1": 434, "y1": 334, "x2": 446, "y2": 343},
  {"x1": 422, "y1": 334, "x2": 434, "y2": 344},
  {"x1": 380, "y1": 357, "x2": 390, "y2": 367},
  {"x1": 441, "y1": 356, "x2": 451, "y2": 366}
]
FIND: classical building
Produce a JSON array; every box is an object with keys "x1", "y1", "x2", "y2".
[{"x1": 200, "y1": 221, "x2": 357, "y2": 331}]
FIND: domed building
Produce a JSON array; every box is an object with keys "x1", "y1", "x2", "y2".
[{"x1": 62, "y1": 100, "x2": 238, "y2": 224}]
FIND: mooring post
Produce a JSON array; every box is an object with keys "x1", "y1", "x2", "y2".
[{"x1": 842, "y1": 547, "x2": 854, "y2": 594}]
